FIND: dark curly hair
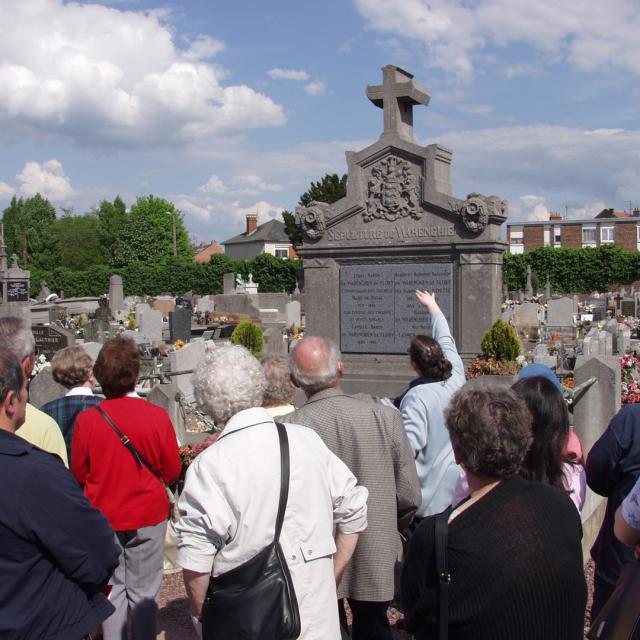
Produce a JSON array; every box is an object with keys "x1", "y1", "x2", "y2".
[
  {"x1": 408, "y1": 335, "x2": 452, "y2": 381},
  {"x1": 93, "y1": 335, "x2": 140, "y2": 399},
  {"x1": 512, "y1": 376, "x2": 570, "y2": 491},
  {"x1": 445, "y1": 386, "x2": 533, "y2": 479}
]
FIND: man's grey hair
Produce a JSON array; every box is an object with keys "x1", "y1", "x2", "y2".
[
  {"x1": 261, "y1": 356, "x2": 296, "y2": 407},
  {"x1": 289, "y1": 336, "x2": 342, "y2": 395},
  {"x1": 192, "y1": 344, "x2": 267, "y2": 425},
  {"x1": 0, "y1": 317, "x2": 35, "y2": 361}
]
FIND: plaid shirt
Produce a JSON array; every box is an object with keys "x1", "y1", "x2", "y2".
[{"x1": 40, "y1": 395, "x2": 102, "y2": 460}]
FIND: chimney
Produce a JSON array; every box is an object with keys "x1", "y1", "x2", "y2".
[
  {"x1": 633, "y1": 208, "x2": 640, "y2": 218},
  {"x1": 246, "y1": 213, "x2": 258, "y2": 235},
  {"x1": 549, "y1": 211, "x2": 562, "y2": 221}
]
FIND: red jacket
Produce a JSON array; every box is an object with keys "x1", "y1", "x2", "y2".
[{"x1": 72, "y1": 397, "x2": 181, "y2": 531}]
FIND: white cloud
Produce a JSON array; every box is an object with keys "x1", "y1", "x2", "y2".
[
  {"x1": 0, "y1": 182, "x2": 14, "y2": 200},
  {"x1": 353, "y1": 0, "x2": 640, "y2": 79},
  {"x1": 231, "y1": 200, "x2": 283, "y2": 224},
  {"x1": 11, "y1": 159, "x2": 75, "y2": 201},
  {"x1": 508, "y1": 195, "x2": 550, "y2": 222},
  {"x1": 174, "y1": 197, "x2": 212, "y2": 222},
  {"x1": 304, "y1": 81, "x2": 327, "y2": 96},
  {"x1": 198, "y1": 174, "x2": 226, "y2": 194},
  {"x1": 457, "y1": 103, "x2": 492, "y2": 115},
  {"x1": 231, "y1": 174, "x2": 283, "y2": 196},
  {"x1": 436, "y1": 125, "x2": 640, "y2": 205},
  {"x1": 268, "y1": 68, "x2": 309, "y2": 81},
  {"x1": 0, "y1": 0, "x2": 285, "y2": 147}
]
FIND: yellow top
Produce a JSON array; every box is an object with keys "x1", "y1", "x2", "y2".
[{"x1": 16, "y1": 403, "x2": 69, "y2": 467}]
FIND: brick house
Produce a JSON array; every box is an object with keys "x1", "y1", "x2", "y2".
[{"x1": 507, "y1": 208, "x2": 640, "y2": 254}]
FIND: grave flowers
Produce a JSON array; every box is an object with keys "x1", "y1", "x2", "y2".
[
  {"x1": 178, "y1": 432, "x2": 220, "y2": 468},
  {"x1": 621, "y1": 354, "x2": 640, "y2": 404}
]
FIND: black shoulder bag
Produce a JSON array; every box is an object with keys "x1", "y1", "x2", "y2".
[
  {"x1": 434, "y1": 507, "x2": 452, "y2": 640},
  {"x1": 96, "y1": 405, "x2": 179, "y2": 522},
  {"x1": 201, "y1": 422, "x2": 301, "y2": 640}
]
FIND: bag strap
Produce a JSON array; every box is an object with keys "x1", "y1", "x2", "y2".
[
  {"x1": 435, "y1": 507, "x2": 452, "y2": 640},
  {"x1": 274, "y1": 422, "x2": 290, "y2": 544},
  {"x1": 96, "y1": 405, "x2": 161, "y2": 480}
]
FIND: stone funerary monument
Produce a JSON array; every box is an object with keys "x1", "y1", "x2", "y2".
[{"x1": 295, "y1": 65, "x2": 508, "y2": 395}]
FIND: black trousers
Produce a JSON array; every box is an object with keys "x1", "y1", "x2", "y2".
[
  {"x1": 338, "y1": 598, "x2": 392, "y2": 640},
  {"x1": 591, "y1": 573, "x2": 616, "y2": 622}
]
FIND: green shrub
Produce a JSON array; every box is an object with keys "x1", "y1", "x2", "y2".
[
  {"x1": 230, "y1": 320, "x2": 264, "y2": 358},
  {"x1": 481, "y1": 320, "x2": 521, "y2": 361}
]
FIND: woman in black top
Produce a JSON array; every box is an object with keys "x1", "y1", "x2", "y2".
[{"x1": 401, "y1": 386, "x2": 587, "y2": 640}]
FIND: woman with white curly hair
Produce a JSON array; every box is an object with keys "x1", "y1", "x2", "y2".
[{"x1": 176, "y1": 344, "x2": 369, "y2": 640}]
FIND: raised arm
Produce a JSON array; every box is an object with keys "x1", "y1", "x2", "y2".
[{"x1": 415, "y1": 291, "x2": 464, "y2": 382}]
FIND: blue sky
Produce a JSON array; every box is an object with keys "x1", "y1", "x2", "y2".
[{"x1": 0, "y1": 0, "x2": 638, "y2": 245}]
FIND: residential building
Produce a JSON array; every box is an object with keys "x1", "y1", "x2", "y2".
[
  {"x1": 193, "y1": 240, "x2": 224, "y2": 263},
  {"x1": 222, "y1": 214, "x2": 298, "y2": 260},
  {"x1": 507, "y1": 208, "x2": 640, "y2": 254}
]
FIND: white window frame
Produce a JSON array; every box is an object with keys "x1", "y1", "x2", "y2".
[
  {"x1": 600, "y1": 226, "x2": 615, "y2": 244},
  {"x1": 554, "y1": 225, "x2": 561, "y2": 247},
  {"x1": 274, "y1": 247, "x2": 289, "y2": 258},
  {"x1": 543, "y1": 228, "x2": 551, "y2": 247},
  {"x1": 582, "y1": 226, "x2": 597, "y2": 247}
]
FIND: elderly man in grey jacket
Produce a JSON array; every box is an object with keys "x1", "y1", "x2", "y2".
[{"x1": 283, "y1": 337, "x2": 421, "y2": 640}]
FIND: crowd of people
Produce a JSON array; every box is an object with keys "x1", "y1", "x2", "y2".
[{"x1": 0, "y1": 292, "x2": 639, "y2": 639}]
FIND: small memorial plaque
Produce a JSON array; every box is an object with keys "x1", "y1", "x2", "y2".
[
  {"x1": 340, "y1": 263, "x2": 453, "y2": 353},
  {"x1": 32, "y1": 325, "x2": 75, "y2": 358},
  {"x1": 169, "y1": 308, "x2": 191, "y2": 343},
  {"x1": 621, "y1": 300, "x2": 636, "y2": 318},
  {"x1": 6, "y1": 280, "x2": 29, "y2": 302}
]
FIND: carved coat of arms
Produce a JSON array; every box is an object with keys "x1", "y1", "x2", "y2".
[{"x1": 365, "y1": 157, "x2": 421, "y2": 222}]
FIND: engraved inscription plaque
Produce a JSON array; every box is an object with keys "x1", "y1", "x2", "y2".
[
  {"x1": 340, "y1": 263, "x2": 453, "y2": 353},
  {"x1": 6, "y1": 280, "x2": 29, "y2": 302}
]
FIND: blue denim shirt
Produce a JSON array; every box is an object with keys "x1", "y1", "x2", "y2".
[{"x1": 400, "y1": 312, "x2": 465, "y2": 517}]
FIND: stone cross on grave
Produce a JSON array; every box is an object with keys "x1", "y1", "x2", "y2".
[{"x1": 366, "y1": 64, "x2": 430, "y2": 143}]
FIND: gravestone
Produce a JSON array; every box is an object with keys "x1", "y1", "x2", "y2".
[
  {"x1": 598, "y1": 330, "x2": 613, "y2": 356},
  {"x1": 169, "y1": 308, "x2": 191, "y2": 343},
  {"x1": 603, "y1": 319, "x2": 619, "y2": 353},
  {"x1": 168, "y1": 340, "x2": 211, "y2": 402},
  {"x1": 147, "y1": 381, "x2": 186, "y2": 445},
  {"x1": 108, "y1": 275, "x2": 124, "y2": 312},
  {"x1": 245, "y1": 274, "x2": 258, "y2": 294},
  {"x1": 582, "y1": 327, "x2": 599, "y2": 356},
  {"x1": 547, "y1": 297, "x2": 576, "y2": 327},
  {"x1": 618, "y1": 325, "x2": 631, "y2": 354},
  {"x1": 198, "y1": 295, "x2": 215, "y2": 313},
  {"x1": 79, "y1": 341, "x2": 103, "y2": 362},
  {"x1": 32, "y1": 324, "x2": 75, "y2": 359},
  {"x1": 588, "y1": 298, "x2": 607, "y2": 322},
  {"x1": 514, "y1": 302, "x2": 539, "y2": 330},
  {"x1": 140, "y1": 309, "x2": 163, "y2": 343},
  {"x1": 533, "y1": 343, "x2": 557, "y2": 369},
  {"x1": 135, "y1": 302, "x2": 151, "y2": 326},
  {"x1": 620, "y1": 299, "x2": 635, "y2": 318},
  {"x1": 525, "y1": 265, "x2": 533, "y2": 298},
  {"x1": 83, "y1": 319, "x2": 112, "y2": 343},
  {"x1": 285, "y1": 301, "x2": 301, "y2": 328},
  {"x1": 294, "y1": 65, "x2": 507, "y2": 395},
  {"x1": 223, "y1": 273, "x2": 236, "y2": 295},
  {"x1": 28, "y1": 367, "x2": 67, "y2": 408},
  {"x1": 36, "y1": 281, "x2": 51, "y2": 302}
]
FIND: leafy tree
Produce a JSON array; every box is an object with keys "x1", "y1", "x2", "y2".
[
  {"x1": 1, "y1": 194, "x2": 60, "y2": 270},
  {"x1": 112, "y1": 196, "x2": 193, "y2": 267},
  {"x1": 96, "y1": 196, "x2": 127, "y2": 266},
  {"x1": 283, "y1": 173, "x2": 347, "y2": 247},
  {"x1": 299, "y1": 173, "x2": 347, "y2": 206},
  {"x1": 56, "y1": 211, "x2": 102, "y2": 270}
]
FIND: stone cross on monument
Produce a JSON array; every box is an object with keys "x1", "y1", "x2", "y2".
[{"x1": 366, "y1": 64, "x2": 431, "y2": 143}]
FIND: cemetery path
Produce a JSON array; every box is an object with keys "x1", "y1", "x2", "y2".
[{"x1": 157, "y1": 563, "x2": 594, "y2": 639}]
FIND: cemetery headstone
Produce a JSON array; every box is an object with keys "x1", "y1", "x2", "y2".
[
  {"x1": 108, "y1": 275, "x2": 124, "y2": 312},
  {"x1": 79, "y1": 341, "x2": 103, "y2": 362},
  {"x1": 245, "y1": 274, "x2": 258, "y2": 294},
  {"x1": 198, "y1": 295, "x2": 215, "y2": 313},
  {"x1": 533, "y1": 343, "x2": 557, "y2": 369},
  {"x1": 598, "y1": 330, "x2": 613, "y2": 356},
  {"x1": 618, "y1": 325, "x2": 631, "y2": 354},
  {"x1": 135, "y1": 302, "x2": 151, "y2": 326},
  {"x1": 293, "y1": 65, "x2": 507, "y2": 394},
  {"x1": 525, "y1": 265, "x2": 533, "y2": 298},
  {"x1": 32, "y1": 324, "x2": 75, "y2": 359},
  {"x1": 169, "y1": 308, "x2": 191, "y2": 343},
  {"x1": 28, "y1": 367, "x2": 67, "y2": 408},
  {"x1": 168, "y1": 340, "x2": 211, "y2": 402},
  {"x1": 588, "y1": 298, "x2": 607, "y2": 322},
  {"x1": 546, "y1": 297, "x2": 576, "y2": 328},
  {"x1": 36, "y1": 281, "x2": 51, "y2": 302},
  {"x1": 285, "y1": 301, "x2": 302, "y2": 328},
  {"x1": 223, "y1": 273, "x2": 236, "y2": 295},
  {"x1": 621, "y1": 299, "x2": 635, "y2": 318},
  {"x1": 514, "y1": 302, "x2": 539, "y2": 331},
  {"x1": 95, "y1": 296, "x2": 112, "y2": 322},
  {"x1": 140, "y1": 309, "x2": 163, "y2": 343}
]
